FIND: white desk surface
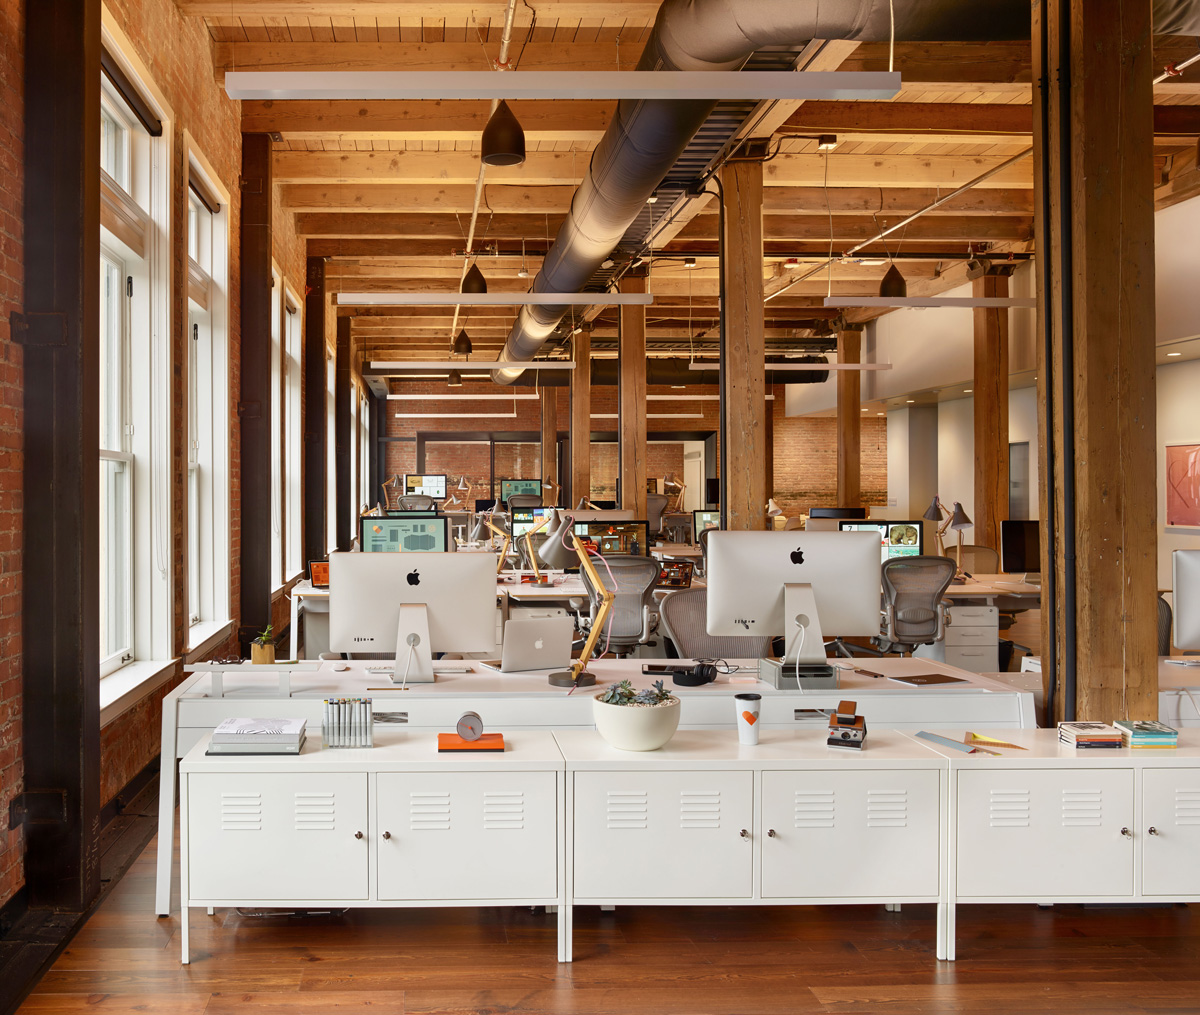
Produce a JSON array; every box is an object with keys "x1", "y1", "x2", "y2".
[
  {"x1": 944, "y1": 574, "x2": 1041, "y2": 599},
  {"x1": 553, "y1": 727, "x2": 949, "y2": 769},
  {"x1": 1160, "y1": 657, "x2": 1200, "y2": 685},
  {"x1": 906, "y1": 726, "x2": 1200, "y2": 764},
  {"x1": 650, "y1": 543, "x2": 702, "y2": 558}
]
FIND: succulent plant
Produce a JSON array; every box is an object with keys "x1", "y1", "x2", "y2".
[{"x1": 598, "y1": 679, "x2": 674, "y2": 706}]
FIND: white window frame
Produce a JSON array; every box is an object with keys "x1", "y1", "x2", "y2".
[
  {"x1": 283, "y1": 286, "x2": 303, "y2": 581},
  {"x1": 270, "y1": 265, "x2": 285, "y2": 590},
  {"x1": 184, "y1": 134, "x2": 232, "y2": 654},
  {"x1": 327, "y1": 346, "x2": 337, "y2": 553}
]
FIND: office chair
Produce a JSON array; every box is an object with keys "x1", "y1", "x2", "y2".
[
  {"x1": 957, "y1": 544, "x2": 999, "y2": 575},
  {"x1": 1158, "y1": 594, "x2": 1174, "y2": 655},
  {"x1": 398, "y1": 494, "x2": 435, "y2": 511},
  {"x1": 878, "y1": 555, "x2": 956, "y2": 655},
  {"x1": 660, "y1": 588, "x2": 771, "y2": 660},
  {"x1": 646, "y1": 493, "x2": 669, "y2": 535},
  {"x1": 507, "y1": 493, "x2": 543, "y2": 512},
  {"x1": 579, "y1": 553, "x2": 662, "y2": 657}
]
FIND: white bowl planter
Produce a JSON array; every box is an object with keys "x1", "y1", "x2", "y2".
[{"x1": 592, "y1": 694, "x2": 681, "y2": 751}]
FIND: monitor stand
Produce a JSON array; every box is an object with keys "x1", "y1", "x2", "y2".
[
  {"x1": 757, "y1": 584, "x2": 837, "y2": 690},
  {"x1": 392, "y1": 604, "x2": 436, "y2": 683}
]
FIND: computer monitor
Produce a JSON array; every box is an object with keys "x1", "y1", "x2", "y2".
[
  {"x1": 1001, "y1": 519, "x2": 1041, "y2": 581},
  {"x1": 499, "y1": 478, "x2": 541, "y2": 503},
  {"x1": 706, "y1": 531, "x2": 881, "y2": 666},
  {"x1": 705, "y1": 478, "x2": 720, "y2": 506},
  {"x1": 359, "y1": 515, "x2": 450, "y2": 552},
  {"x1": 403, "y1": 474, "x2": 447, "y2": 499},
  {"x1": 328, "y1": 551, "x2": 497, "y2": 681},
  {"x1": 509, "y1": 506, "x2": 555, "y2": 538},
  {"x1": 578, "y1": 520, "x2": 649, "y2": 556},
  {"x1": 591, "y1": 500, "x2": 617, "y2": 510},
  {"x1": 568, "y1": 509, "x2": 634, "y2": 523},
  {"x1": 475, "y1": 498, "x2": 497, "y2": 513},
  {"x1": 838, "y1": 520, "x2": 923, "y2": 563},
  {"x1": 1172, "y1": 549, "x2": 1200, "y2": 653},
  {"x1": 693, "y1": 509, "x2": 720, "y2": 536},
  {"x1": 808, "y1": 506, "x2": 868, "y2": 520}
]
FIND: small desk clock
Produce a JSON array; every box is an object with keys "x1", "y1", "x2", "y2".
[{"x1": 438, "y1": 711, "x2": 505, "y2": 752}]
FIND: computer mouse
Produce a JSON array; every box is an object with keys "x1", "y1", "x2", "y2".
[{"x1": 332, "y1": 663, "x2": 350, "y2": 672}]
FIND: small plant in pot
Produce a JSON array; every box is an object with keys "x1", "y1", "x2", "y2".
[
  {"x1": 250, "y1": 625, "x2": 275, "y2": 665},
  {"x1": 593, "y1": 679, "x2": 681, "y2": 752}
]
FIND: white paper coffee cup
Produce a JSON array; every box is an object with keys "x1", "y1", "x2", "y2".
[{"x1": 734, "y1": 692, "x2": 762, "y2": 745}]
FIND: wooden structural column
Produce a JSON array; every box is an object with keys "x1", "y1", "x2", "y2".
[
  {"x1": 1033, "y1": 0, "x2": 1158, "y2": 722},
  {"x1": 720, "y1": 159, "x2": 767, "y2": 531},
  {"x1": 18, "y1": 0, "x2": 101, "y2": 911},
  {"x1": 836, "y1": 331, "x2": 862, "y2": 507},
  {"x1": 239, "y1": 133, "x2": 273, "y2": 649},
  {"x1": 334, "y1": 316, "x2": 351, "y2": 551},
  {"x1": 619, "y1": 274, "x2": 647, "y2": 517},
  {"x1": 541, "y1": 384, "x2": 558, "y2": 506},
  {"x1": 569, "y1": 327, "x2": 591, "y2": 505},
  {"x1": 303, "y1": 256, "x2": 327, "y2": 569},
  {"x1": 973, "y1": 273, "x2": 1010, "y2": 551}
]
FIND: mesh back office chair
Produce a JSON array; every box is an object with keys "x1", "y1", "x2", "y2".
[
  {"x1": 398, "y1": 494, "x2": 435, "y2": 511},
  {"x1": 506, "y1": 493, "x2": 543, "y2": 512},
  {"x1": 879, "y1": 555, "x2": 956, "y2": 655},
  {"x1": 660, "y1": 588, "x2": 772, "y2": 660},
  {"x1": 580, "y1": 553, "x2": 662, "y2": 656},
  {"x1": 646, "y1": 493, "x2": 670, "y2": 534},
  {"x1": 1159, "y1": 595, "x2": 1174, "y2": 655},
  {"x1": 957, "y1": 544, "x2": 999, "y2": 574}
]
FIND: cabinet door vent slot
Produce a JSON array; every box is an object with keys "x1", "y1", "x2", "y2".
[
  {"x1": 866, "y1": 789, "x2": 908, "y2": 827},
  {"x1": 988, "y1": 789, "x2": 1031, "y2": 827},
  {"x1": 679, "y1": 791, "x2": 721, "y2": 829},
  {"x1": 793, "y1": 789, "x2": 835, "y2": 828},
  {"x1": 605, "y1": 790, "x2": 648, "y2": 829},
  {"x1": 220, "y1": 792, "x2": 262, "y2": 830},
  {"x1": 294, "y1": 792, "x2": 335, "y2": 830},
  {"x1": 410, "y1": 791, "x2": 451, "y2": 830},
  {"x1": 1061, "y1": 788, "x2": 1103, "y2": 826},
  {"x1": 1174, "y1": 788, "x2": 1200, "y2": 825},
  {"x1": 483, "y1": 791, "x2": 525, "y2": 829}
]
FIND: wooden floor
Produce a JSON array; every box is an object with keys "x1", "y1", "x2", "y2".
[{"x1": 15, "y1": 831, "x2": 1200, "y2": 1015}]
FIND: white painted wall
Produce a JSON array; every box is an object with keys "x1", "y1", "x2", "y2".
[
  {"x1": 1009, "y1": 385, "x2": 1040, "y2": 521},
  {"x1": 1156, "y1": 196, "x2": 1200, "y2": 344},
  {"x1": 937, "y1": 397, "x2": 975, "y2": 529},
  {"x1": 1157, "y1": 357, "x2": 1200, "y2": 588}
]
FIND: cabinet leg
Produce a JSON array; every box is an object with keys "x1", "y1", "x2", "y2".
[
  {"x1": 206, "y1": 907, "x2": 214, "y2": 916},
  {"x1": 154, "y1": 733, "x2": 177, "y2": 916},
  {"x1": 181, "y1": 907, "x2": 189, "y2": 965},
  {"x1": 939, "y1": 903, "x2": 956, "y2": 961},
  {"x1": 600, "y1": 904, "x2": 616, "y2": 912},
  {"x1": 558, "y1": 904, "x2": 573, "y2": 963}
]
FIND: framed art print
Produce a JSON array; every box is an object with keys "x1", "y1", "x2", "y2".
[{"x1": 1165, "y1": 443, "x2": 1200, "y2": 527}]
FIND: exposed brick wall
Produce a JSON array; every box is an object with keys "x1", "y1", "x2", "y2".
[{"x1": 0, "y1": 0, "x2": 21, "y2": 910}]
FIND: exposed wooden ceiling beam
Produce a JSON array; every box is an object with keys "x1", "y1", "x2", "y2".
[
  {"x1": 1156, "y1": 143, "x2": 1200, "y2": 209},
  {"x1": 184, "y1": 1, "x2": 661, "y2": 19}
]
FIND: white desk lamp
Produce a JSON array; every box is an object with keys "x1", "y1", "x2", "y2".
[{"x1": 948, "y1": 502, "x2": 973, "y2": 572}]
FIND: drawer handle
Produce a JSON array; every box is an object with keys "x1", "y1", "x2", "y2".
[
  {"x1": 767, "y1": 829, "x2": 777, "y2": 838},
  {"x1": 382, "y1": 830, "x2": 392, "y2": 840},
  {"x1": 1148, "y1": 826, "x2": 1159, "y2": 837},
  {"x1": 1120, "y1": 827, "x2": 1132, "y2": 839},
  {"x1": 740, "y1": 828, "x2": 750, "y2": 840},
  {"x1": 354, "y1": 830, "x2": 364, "y2": 840}
]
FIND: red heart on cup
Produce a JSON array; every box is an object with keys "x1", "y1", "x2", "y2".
[{"x1": 741, "y1": 711, "x2": 758, "y2": 725}]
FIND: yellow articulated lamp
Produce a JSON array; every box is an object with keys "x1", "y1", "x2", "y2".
[
  {"x1": 522, "y1": 512, "x2": 554, "y2": 587},
  {"x1": 483, "y1": 514, "x2": 512, "y2": 576}
]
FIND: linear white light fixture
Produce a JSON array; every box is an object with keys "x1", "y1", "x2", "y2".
[
  {"x1": 591, "y1": 413, "x2": 705, "y2": 419},
  {"x1": 822, "y1": 296, "x2": 1037, "y2": 309},
  {"x1": 369, "y1": 360, "x2": 575, "y2": 371},
  {"x1": 387, "y1": 393, "x2": 541, "y2": 401},
  {"x1": 395, "y1": 410, "x2": 519, "y2": 419},
  {"x1": 687, "y1": 361, "x2": 893, "y2": 372},
  {"x1": 339, "y1": 292, "x2": 652, "y2": 307},
  {"x1": 227, "y1": 70, "x2": 900, "y2": 102},
  {"x1": 645, "y1": 393, "x2": 775, "y2": 401}
]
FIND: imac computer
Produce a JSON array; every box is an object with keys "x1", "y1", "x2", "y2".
[
  {"x1": 838, "y1": 520, "x2": 923, "y2": 562},
  {"x1": 693, "y1": 509, "x2": 720, "y2": 536},
  {"x1": 360, "y1": 515, "x2": 450, "y2": 553},
  {"x1": 1171, "y1": 549, "x2": 1200, "y2": 665},
  {"x1": 706, "y1": 530, "x2": 881, "y2": 679},
  {"x1": 500, "y1": 478, "x2": 542, "y2": 503},
  {"x1": 578, "y1": 520, "x2": 649, "y2": 556},
  {"x1": 1001, "y1": 519, "x2": 1042, "y2": 583},
  {"x1": 329, "y1": 551, "x2": 497, "y2": 682},
  {"x1": 403, "y1": 474, "x2": 447, "y2": 500}
]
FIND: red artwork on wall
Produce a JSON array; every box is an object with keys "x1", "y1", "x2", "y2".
[{"x1": 1166, "y1": 443, "x2": 1200, "y2": 527}]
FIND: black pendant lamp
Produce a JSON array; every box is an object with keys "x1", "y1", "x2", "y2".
[
  {"x1": 447, "y1": 369, "x2": 463, "y2": 387},
  {"x1": 879, "y1": 263, "x2": 907, "y2": 298},
  {"x1": 453, "y1": 329, "x2": 473, "y2": 357},
  {"x1": 481, "y1": 100, "x2": 526, "y2": 167},
  {"x1": 462, "y1": 262, "x2": 488, "y2": 294}
]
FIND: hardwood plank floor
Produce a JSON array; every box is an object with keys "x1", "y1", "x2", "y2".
[{"x1": 17, "y1": 834, "x2": 1200, "y2": 1015}]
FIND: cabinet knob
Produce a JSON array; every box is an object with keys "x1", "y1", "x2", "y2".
[
  {"x1": 740, "y1": 829, "x2": 750, "y2": 840},
  {"x1": 1120, "y1": 827, "x2": 1132, "y2": 839},
  {"x1": 767, "y1": 829, "x2": 777, "y2": 838},
  {"x1": 382, "y1": 830, "x2": 392, "y2": 840},
  {"x1": 1148, "y1": 826, "x2": 1160, "y2": 836},
  {"x1": 354, "y1": 830, "x2": 364, "y2": 840}
]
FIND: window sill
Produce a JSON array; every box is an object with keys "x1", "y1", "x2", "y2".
[
  {"x1": 100, "y1": 657, "x2": 179, "y2": 727},
  {"x1": 186, "y1": 618, "x2": 235, "y2": 661}
]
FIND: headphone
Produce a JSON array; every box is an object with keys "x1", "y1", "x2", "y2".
[{"x1": 670, "y1": 663, "x2": 718, "y2": 687}]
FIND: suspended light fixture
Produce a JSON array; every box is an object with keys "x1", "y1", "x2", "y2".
[
  {"x1": 447, "y1": 369, "x2": 463, "y2": 387},
  {"x1": 453, "y1": 329, "x2": 473, "y2": 356},
  {"x1": 461, "y1": 263, "x2": 488, "y2": 294},
  {"x1": 517, "y1": 239, "x2": 530, "y2": 279},
  {"x1": 480, "y1": 99, "x2": 526, "y2": 167},
  {"x1": 879, "y1": 263, "x2": 907, "y2": 298}
]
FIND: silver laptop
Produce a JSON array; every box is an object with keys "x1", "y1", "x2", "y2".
[{"x1": 498, "y1": 617, "x2": 574, "y2": 672}]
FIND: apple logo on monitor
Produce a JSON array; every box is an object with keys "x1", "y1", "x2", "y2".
[
  {"x1": 790, "y1": 547, "x2": 805, "y2": 565},
  {"x1": 534, "y1": 638, "x2": 544, "y2": 650},
  {"x1": 407, "y1": 569, "x2": 421, "y2": 586}
]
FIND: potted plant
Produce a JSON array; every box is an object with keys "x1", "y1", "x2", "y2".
[
  {"x1": 250, "y1": 625, "x2": 275, "y2": 665},
  {"x1": 593, "y1": 679, "x2": 681, "y2": 752}
]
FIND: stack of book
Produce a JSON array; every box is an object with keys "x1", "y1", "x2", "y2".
[
  {"x1": 207, "y1": 717, "x2": 307, "y2": 755},
  {"x1": 1114, "y1": 719, "x2": 1179, "y2": 749},
  {"x1": 1057, "y1": 721, "x2": 1124, "y2": 749}
]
